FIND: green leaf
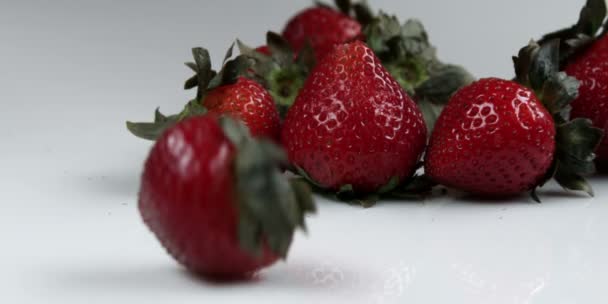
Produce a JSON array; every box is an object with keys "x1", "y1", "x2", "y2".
[
  {"x1": 415, "y1": 64, "x2": 475, "y2": 106},
  {"x1": 127, "y1": 101, "x2": 207, "y2": 141},
  {"x1": 417, "y1": 98, "x2": 444, "y2": 135},
  {"x1": 154, "y1": 108, "x2": 169, "y2": 123},
  {"x1": 388, "y1": 174, "x2": 437, "y2": 199},
  {"x1": 222, "y1": 42, "x2": 236, "y2": 64},
  {"x1": 183, "y1": 75, "x2": 198, "y2": 90},
  {"x1": 207, "y1": 55, "x2": 251, "y2": 90},
  {"x1": 184, "y1": 62, "x2": 197, "y2": 72},
  {"x1": 554, "y1": 167, "x2": 595, "y2": 197},
  {"x1": 352, "y1": 0, "x2": 375, "y2": 26},
  {"x1": 378, "y1": 176, "x2": 400, "y2": 194},
  {"x1": 267, "y1": 32, "x2": 294, "y2": 67},
  {"x1": 529, "y1": 39, "x2": 560, "y2": 91},
  {"x1": 126, "y1": 120, "x2": 174, "y2": 141},
  {"x1": 540, "y1": 72, "x2": 580, "y2": 120},
  {"x1": 539, "y1": 0, "x2": 607, "y2": 66},
  {"x1": 549, "y1": 118, "x2": 603, "y2": 196},
  {"x1": 335, "y1": 0, "x2": 351, "y2": 15},
  {"x1": 227, "y1": 117, "x2": 315, "y2": 258},
  {"x1": 556, "y1": 118, "x2": 603, "y2": 175},
  {"x1": 576, "y1": 0, "x2": 607, "y2": 36},
  {"x1": 190, "y1": 47, "x2": 214, "y2": 100},
  {"x1": 513, "y1": 41, "x2": 539, "y2": 87}
]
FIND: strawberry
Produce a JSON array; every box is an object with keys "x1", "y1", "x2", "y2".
[
  {"x1": 565, "y1": 48, "x2": 608, "y2": 165},
  {"x1": 425, "y1": 78, "x2": 556, "y2": 196},
  {"x1": 201, "y1": 77, "x2": 280, "y2": 140},
  {"x1": 282, "y1": 4, "x2": 362, "y2": 61},
  {"x1": 425, "y1": 40, "x2": 603, "y2": 200},
  {"x1": 139, "y1": 115, "x2": 315, "y2": 279},
  {"x1": 128, "y1": 46, "x2": 280, "y2": 141},
  {"x1": 537, "y1": 0, "x2": 608, "y2": 167},
  {"x1": 281, "y1": 41, "x2": 427, "y2": 196}
]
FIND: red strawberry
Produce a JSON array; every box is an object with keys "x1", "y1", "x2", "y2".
[
  {"x1": 425, "y1": 78, "x2": 556, "y2": 196},
  {"x1": 128, "y1": 46, "x2": 280, "y2": 141},
  {"x1": 282, "y1": 41, "x2": 427, "y2": 195},
  {"x1": 537, "y1": 0, "x2": 608, "y2": 166},
  {"x1": 282, "y1": 6, "x2": 362, "y2": 61},
  {"x1": 202, "y1": 77, "x2": 280, "y2": 140},
  {"x1": 139, "y1": 115, "x2": 315, "y2": 279},
  {"x1": 565, "y1": 48, "x2": 608, "y2": 165},
  {"x1": 425, "y1": 41, "x2": 602, "y2": 200}
]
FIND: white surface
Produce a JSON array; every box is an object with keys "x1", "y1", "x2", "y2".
[{"x1": 2, "y1": 1, "x2": 608, "y2": 303}]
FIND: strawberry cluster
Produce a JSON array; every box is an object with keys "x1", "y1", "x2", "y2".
[{"x1": 127, "y1": 0, "x2": 607, "y2": 280}]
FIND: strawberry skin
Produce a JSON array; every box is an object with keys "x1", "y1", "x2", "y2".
[
  {"x1": 203, "y1": 77, "x2": 280, "y2": 141},
  {"x1": 255, "y1": 46, "x2": 271, "y2": 56},
  {"x1": 139, "y1": 115, "x2": 278, "y2": 278},
  {"x1": 425, "y1": 78, "x2": 556, "y2": 196},
  {"x1": 282, "y1": 41, "x2": 427, "y2": 193},
  {"x1": 565, "y1": 48, "x2": 608, "y2": 164},
  {"x1": 282, "y1": 7, "x2": 362, "y2": 61}
]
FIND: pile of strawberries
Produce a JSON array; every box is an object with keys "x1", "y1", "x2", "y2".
[{"x1": 127, "y1": 0, "x2": 608, "y2": 280}]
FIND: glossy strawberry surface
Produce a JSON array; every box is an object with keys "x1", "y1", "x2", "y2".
[
  {"x1": 565, "y1": 46, "x2": 608, "y2": 164},
  {"x1": 282, "y1": 41, "x2": 427, "y2": 193},
  {"x1": 282, "y1": 7, "x2": 362, "y2": 61},
  {"x1": 139, "y1": 116, "x2": 278, "y2": 279},
  {"x1": 425, "y1": 78, "x2": 556, "y2": 196},
  {"x1": 203, "y1": 77, "x2": 280, "y2": 141}
]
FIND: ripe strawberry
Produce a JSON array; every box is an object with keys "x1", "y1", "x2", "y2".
[
  {"x1": 537, "y1": 0, "x2": 608, "y2": 166},
  {"x1": 282, "y1": 6, "x2": 362, "y2": 61},
  {"x1": 282, "y1": 41, "x2": 427, "y2": 195},
  {"x1": 128, "y1": 46, "x2": 280, "y2": 141},
  {"x1": 139, "y1": 115, "x2": 315, "y2": 279},
  {"x1": 425, "y1": 40, "x2": 602, "y2": 200},
  {"x1": 425, "y1": 78, "x2": 556, "y2": 196},
  {"x1": 565, "y1": 49, "x2": 608, "y2": 165},
  {"x1": 201, "y1": 77, "x2": 280, "y2": 140}
]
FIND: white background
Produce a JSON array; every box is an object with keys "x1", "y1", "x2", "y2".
[{"x1": 2, "y1": 0, "x2": 607, "y2": 303}]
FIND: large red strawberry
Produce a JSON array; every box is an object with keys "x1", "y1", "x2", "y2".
[
  {"x1": 425, "y1": 78, "x2": 556, "y2": 196},
  {"x1": 537, "y1": 0, "x2": 608, "y2": 167},
  {"x1": 139, "y1": 115, "x2": 315, "y2": 279},
  {"x1": 425, "y1": 40, "x2": 603, "y2": 200},
  {"x1": 282, "y1": 41, "x2": 427, "y2": 196},
  {"x1": 128, "y1": 46, "x2": 280, "y2": 141},
  {"x1": 282, "y1": 4, "x2": 362, "y2": 61}
]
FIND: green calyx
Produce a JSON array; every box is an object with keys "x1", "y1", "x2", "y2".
[
  {"x1": 513, "y1": 39, "x2": 604, "y2": 200},
  {"x1": 316, "y1": 0, "x2": 375, "y2": 27},
  {"x1": 538, "y1": 0, "x2": 607, "y2": 66},
  {"x1": 127, "y1": 45, "x2": 252, "y2": 141},
  {"x1": 363, "y1": 13, "x2": 474, "y2": 133},
  {"x1": 294, "y1": 162, "x2": 437, "y2": 207},
  {"x1": 219, "y1": 117, "x2": 316, "y2": 259},
  {"x1": 238, "y1": 32, "x2": 314, "y2": 118}
]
